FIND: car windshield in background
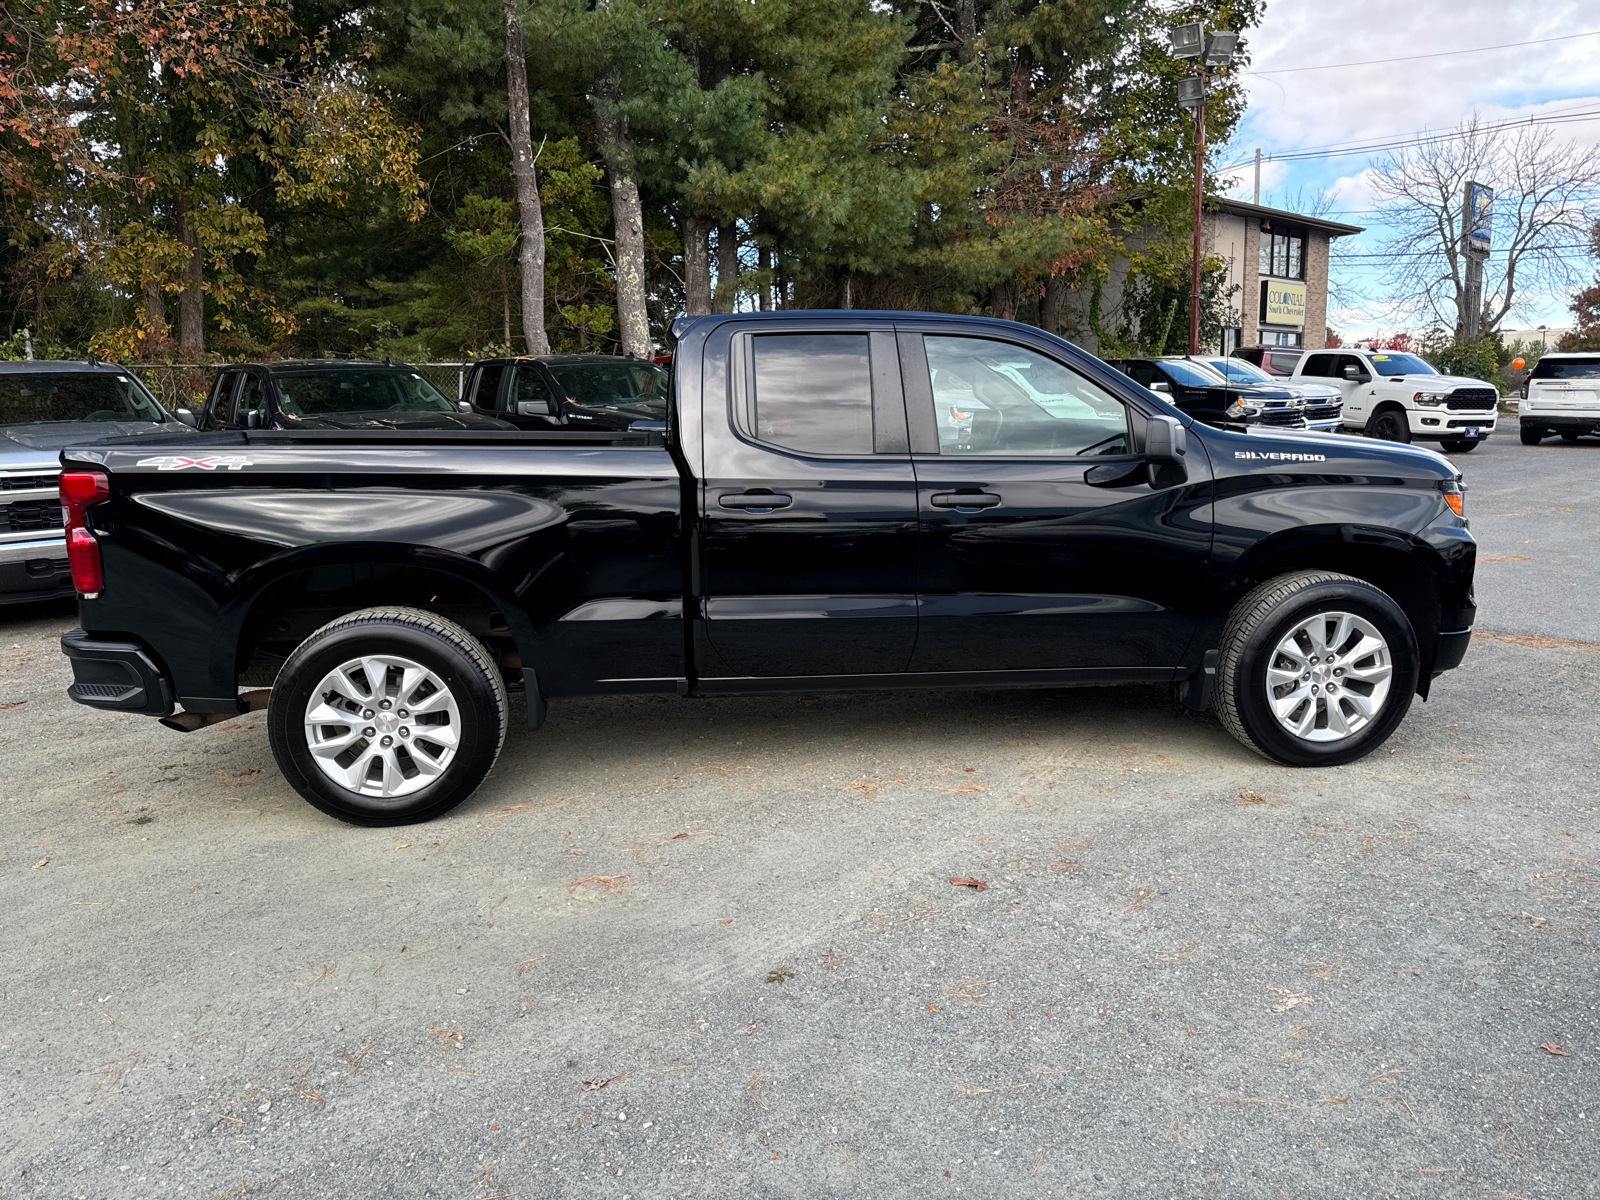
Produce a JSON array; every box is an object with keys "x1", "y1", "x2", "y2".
[
  {"x1": 1205, "y1": 357, "x2": 1273, "y2": 384},
  {"x1": 1368, "y1": 353, "x2": 1436, "y2": 377},
  {"x1": 275, "y1": 370, "x2": 453, "y2": 415},
  {"x1": 1530, "y1": 357, "x2": 1600, "y2": 380},
  {"x1": 0, "y1": 371, "x2": 167, "y2": 426},
  {"x1": 1161, "y1": 359, "x2": 1229, "y2": 388},
  {"x1": 547, "y1": 361, "x2": 669, "y2": 408}
]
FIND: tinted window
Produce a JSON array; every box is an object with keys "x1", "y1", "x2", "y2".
[
  {"x1": 1530, "y1": 357, "x2": 1600, "y2": 379},
  {"x1": 515, "y1": 368, "x2": 554, "y2": 404},
  {"x1": 749, "y1": 334, "x2": 874, "y2": 455},
  {"x1": 1266, "y1": 351, "x2": 1301, "y2": 375},
  {"x1": 472, "y1": 362, "x2": 508, "y2": 409},
  {"x1": 1259, "y1": 230, "x2": 1305, "y2": 279},
  {"x1": 236, "y1": 375, "x2": 267, "y2": 425},
  {"x1": 0, "y1": 371, "x2": 165, "y2": 425},
  {"x1": 1204, "y1": 356, "x2": 1272, "y2": 384},
  {"x1": 1366, "y1": 352, "x2": 1435, "y2": 377},
  {"x1": 1113, "y1": 360, "x2": 1158, "y2": 387},
  {"x1": 549, "y1": 361, "x2": 669, "y2": 408},
  {"x1": 926, "y1": 336, "x2": 1128, "y2": 457},
  {"x1": 1301, "y1": 354, "x2": 1336, "y2": 377},
  {"x1": 1159, "y1": 359, "x2": 1228, "y2": 388},
  {"x1": 275, "y1": 370, "x2": 454, "y2": 415}
]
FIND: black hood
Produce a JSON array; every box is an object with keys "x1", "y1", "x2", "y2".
[
  {"x1": 1228, "y1": 382, "x2": 1300, "y2": 401},
  {"x1": 280, "y1": 410, "x2": 517, "y2": 432},
  {"x1": 0, "y1": 419, "x2": 190, "y2": 459}
]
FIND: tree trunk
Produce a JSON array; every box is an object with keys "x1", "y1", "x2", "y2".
[
  {"x1": 593, "y1": 66, "x2": 651, "y2": 357},
  {"x1": 501, "y1": 258, "x2": 511, "y2": 345},
  {"x1": 174, "y1": 193, "x2": 204, "y2": 354},
  {"x1": 503, "y1": 0, "x2": 551, "y2": 356},
  {"x1": 989, "y1": 280, "x2": 1016, "y2": 321},
  {"x1": 957, "y1": 0, "x2": 976, "y2": 64},
  {"x1": 683, "y1": 212, "x2": 712, "y2": 316},
  {"x1": 840, "y1": 268, "x2": 853, "y2": 310},
  {"x1": 758, "y1": 245, "x2": 771, "y2": 311},
  {"x1": 1040, "y1": 276, "x2": 1060, "y2": 334},
  {"x1": 714, "y1": 220, "x2": 739, "y2": 312}
]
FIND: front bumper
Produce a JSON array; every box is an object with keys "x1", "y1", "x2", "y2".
[
  {"x1": 1411, "y1": 411, "x2": 1496, "y2": 440},
  {"x1": 0, "y1": 537, "x2": 72, "y2": 604},
  {"x1": 60, "y1": 628, "x2": 175, "y2": 717}
]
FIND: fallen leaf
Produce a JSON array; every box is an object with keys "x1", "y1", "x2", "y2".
[
  {"x1": 1265, "y1": 986, "x2": 1312, "y2": 1013},
  {"x1": 582, "y1": 1073, "x2": 628, "y2": 1091},
  {"x1": 0, "y1": 701, "x2": 26, "y2": 710},
  {"x1": 428, "y1": 1024, "x2": 463, "y2": 1051},
  {"x1": 1317, "y1": 1097, "x2": 1348, "y2": 1105},
  {"x1": 671, "y1": 832, "x2": 688, "y2": 840},
  {"x1": 949, "y1": 877, "x2": 988, "y2": 890},
  {"x1": 1235, "y1": 788, "x2": 1286, "y2": 806},
  {"x1": 32, "y1": 858, "x2": 47, "y2": 870},
  {"x1": 1540, "y1": 1043, "x2": 1570, "y2": 1057},
  {"x1": 1511, "y1": 912, "x2": 1547, "y2": 928}
]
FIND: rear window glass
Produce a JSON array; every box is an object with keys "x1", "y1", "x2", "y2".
[
  {"x1": 0, "y1": 372, "x2": 166, "y2": 425},
  {"x1": 1531, "y1": 357, "x2": 1600, "y2": 379},
  {"x1": 749, "y1": 334, "x2": 874, "y2": 455},
  {"x1": 275, "y1": 370, "x2": 453, "y2": 415}
]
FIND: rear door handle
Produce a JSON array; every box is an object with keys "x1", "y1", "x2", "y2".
[
  {"x1": 718, "y1": 491, "x2": 792, "y2": 511},
  {"x1": 930, "y1": 492, "x2": 1001, "y2": 511}
]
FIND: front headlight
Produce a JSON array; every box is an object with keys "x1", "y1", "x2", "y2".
[
  {"x1": 1226, "y1": 401, "x2": 1261, "y2": 418},
  {"x1": 1413, "y1": 391, "x2": 1449, "y2": 406}
]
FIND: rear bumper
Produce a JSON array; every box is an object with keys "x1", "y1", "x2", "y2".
[
  {"x1": 60, "y1": 628, "x2": 175, "y2": 717},
  {"x1": 1522, "y1": 415, "x2": 1600, "y2": 433},
  {"x1": 1431, "y1": 628, "x2": 1473, "y2": 678}
]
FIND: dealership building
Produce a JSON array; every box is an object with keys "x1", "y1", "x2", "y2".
[{"x1": 1067, "y1": 198, "x2": 1364, "y2": 357}]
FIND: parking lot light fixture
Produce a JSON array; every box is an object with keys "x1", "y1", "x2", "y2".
[
  {"x1": 1203, "y1": 30, "x2": 1238, "y2": 65},
  {"x1": 1170, "y1": 23, "x2": 1205, "y2": 58}
]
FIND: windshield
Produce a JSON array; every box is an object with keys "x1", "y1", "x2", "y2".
[
  {"x1": 275, "y1": 370, "x2": 453, "y2": 416},
  {"x1": 547, "y1": 361, "x2": 669, "y2": 408},
  {"x1": 0, "y1": 371, "x2": 166, "y2": 425},
  {"x1": 1367, "y1": 353, "x2": 1436, "y2": 377},
  {"x1": 1160, "y1": 359, "x2": 1229, "y2": 388},
  {"x1": 1531, "y1": 357, "x2": 1600, "y2": 380},
  {"x1": 1204, "y1": 357, "x2": 1274, "y2": 384}
]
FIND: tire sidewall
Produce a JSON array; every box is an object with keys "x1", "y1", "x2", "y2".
[
  {"x1": 1371, "y1": 410, "x2": 1410, "y2": 443},
  {"x1": 269, "y1": 622, "x2": 500, "y2": 825},
  {"x1": 1230, "y1": 581, "x2": 1419, "y2": 767}
]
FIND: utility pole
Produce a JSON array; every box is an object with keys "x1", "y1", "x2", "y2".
[
  {"x1": 1171, "y1": 24, "x2": 1237, "y2": 355},
  {"x1": 1253, "y1": 148, "x2": 1261, "y2": 205}
]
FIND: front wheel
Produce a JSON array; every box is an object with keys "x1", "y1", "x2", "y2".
[
  {"x1": 1213, "y1": 572, "x2": 1419, "y2": 767},
  {"x1": 1439, "y1": 438, "x2": 1479, "y2": 453},
  {"x1": 267, "y1": 607, "x2": 509, "y2": 825},
  {"x1": 1368, "y1": 409, "x2": 1411, "y2": 443}
]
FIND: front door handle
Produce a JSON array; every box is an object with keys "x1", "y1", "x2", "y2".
[
  {"x1": 719, "y1": 491, "x2": 792, "y2": 511},
  {"x1": 930, "y1": 491, "x2": 1001, "y2": 511}
]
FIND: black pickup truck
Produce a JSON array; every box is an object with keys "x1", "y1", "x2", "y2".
[{"x1": 58, "y1": 312, "x2": 1476, "y2": 825}]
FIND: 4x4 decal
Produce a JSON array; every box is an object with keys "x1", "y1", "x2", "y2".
[{"x1": 135, "y1": 455, "x2": 254, "y2": 471}]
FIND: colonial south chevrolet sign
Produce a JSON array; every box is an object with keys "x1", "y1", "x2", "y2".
[{"x1": 1260, "y1": 279, "x2": 1307, "y2": 327}]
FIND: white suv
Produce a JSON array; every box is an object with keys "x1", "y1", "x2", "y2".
[
  {"x1": 1518, "y1": 352, "x2": 1600, "y2": 444},
  {"x1": 1289, "y1": 348, "x2": 1499, "y2": 452}
]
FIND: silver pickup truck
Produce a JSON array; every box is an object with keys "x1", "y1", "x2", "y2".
[{"x1": 1, "y1": 361, "x2": 194, "y2": 605}]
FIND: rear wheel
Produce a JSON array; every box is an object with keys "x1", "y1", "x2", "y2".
[
  {"x1": 267, "y1": 607, "x2": 509, "y2": 825},
  {"x1": 1439, "y1": 438, "x2": 1479, "y2": 453},
  {"x1": 1368, "y1": 409, "x2": 1411, "y2": 443},
  {"x1": 1520, "y1": 426, "x2": 1544, "y2": 445},
  {"x1": 1214, "y1": 572, "x2": 1419, "y2": 767}
]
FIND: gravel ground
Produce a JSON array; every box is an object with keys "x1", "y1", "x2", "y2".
[{"x1": 2, "y1": 432, "x2": 1597, "y2": 1200}]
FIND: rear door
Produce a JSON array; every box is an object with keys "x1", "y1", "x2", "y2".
[
  {"x1": 899, "y1": 325, "x2": 1213, "y2": 674},
  {"x1": 696, "y1": 319, "x2": 918, "y2": 679}
]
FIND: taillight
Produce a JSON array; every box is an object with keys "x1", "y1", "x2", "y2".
[{"x1": 59, "y1": 470, "x2": 110, "y2": 596}]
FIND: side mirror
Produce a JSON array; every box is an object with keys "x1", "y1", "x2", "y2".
[
  {"x1": 457, "y1": 400, "x2": 472, "y2": 413},
  {"x1": 244, "y1": 409, "x2": 261, "y2": 430},
  {"x1": 517, "y1": 400, "x2": 551, "y2": 416},
  {"x1": 173, "y1": 408, "x2": 197, "y2": 428},
  {"x1": 1341, "y1": 365, "x2": 1369, "y2": 382},
  {"x1": 1144, "y1": 413, "x2": 1187, "y2": 463},
  {"x1": 1149, "y1": 381, "x2": 1170, "y2": 393}
]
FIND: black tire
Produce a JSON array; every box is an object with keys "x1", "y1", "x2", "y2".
[
  {"x1": 1213, "y1": 572, "x2": 1419, "y2": 768},
  {"x1": 1560, "y1": 431, "x2": 1581, "y2": 441},
  {"x1": 1520, "y1": 426, "x2": 1544, "y2": 445},
  {"x1": 1438, "y1": 438, "x2": 1479, "y2": 453},
  {"x1": 1367, "y1": 409, "x2": 1411, "y2": 443},
  {"x1": 267, "y1": 607, "x2": 509, "y2": 825}
]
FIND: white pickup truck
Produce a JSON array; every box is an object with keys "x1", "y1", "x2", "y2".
[{"x1": 1287, "y1": 348, "x2": 1499, "y2": 452}]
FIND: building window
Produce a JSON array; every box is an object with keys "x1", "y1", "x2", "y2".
[
  {"x1": 1256, "y1": 330, "x2": 1303, "y2": 348},
  {"x1": 1259, "y1": 228, "x2": 1304, "y2": 280}
]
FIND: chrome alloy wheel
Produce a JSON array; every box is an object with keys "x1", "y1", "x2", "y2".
[
  {"x1": 303, "y1": 654, "x2": 461, "y2": 798},
  {"x1": 1265, "y1": 611, "x2": 1392, "y2": 742}
]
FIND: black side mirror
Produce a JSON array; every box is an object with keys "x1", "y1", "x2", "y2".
[
  {"x1": 245, "y1": 409, "x2": 261, "y2": 430},
  {"x1": 173, "y1": 408, "x2": 197, "y2": 428},
  {"x1": 1085, "y1": 413, "x2": 1187, "y2": 489},
  {"x1": 1341, "y1": 365, "x2": 1369, "y2": 382}
]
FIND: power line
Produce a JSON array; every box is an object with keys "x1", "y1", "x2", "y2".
[{"x1": 1249, "y1": 30, "x2": 1600, "y2": 74}]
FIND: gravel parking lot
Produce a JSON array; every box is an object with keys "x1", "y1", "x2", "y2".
[{"x1": 3, "y1": 432, "x2": 1597, "y2": 1200}]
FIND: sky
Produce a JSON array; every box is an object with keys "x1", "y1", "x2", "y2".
[{"x1": 1217, "y1": 0, "x2": 1600, "y2": 340}]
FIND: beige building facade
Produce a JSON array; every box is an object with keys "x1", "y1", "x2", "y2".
[{"x1": 1066, "y1": 199, "x2": 1362, "y2": 357}]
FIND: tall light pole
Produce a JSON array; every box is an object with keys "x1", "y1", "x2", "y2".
[{"x1": 1171, "y1": 24, "x2": 1237, "y2": 354}]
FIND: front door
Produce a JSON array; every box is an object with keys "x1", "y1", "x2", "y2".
[
  {"x1": 505, "y1": 363, "x2": 561, "y2": 430},
  {"x1": 697, "y1": 322, "x2": 918, "y2": 679},
  {"x1": 900, "y1": 327, "x2": 1214, "y2": 674}
]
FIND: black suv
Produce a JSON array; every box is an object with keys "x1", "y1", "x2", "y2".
[
  {"x1": 201, "y1": 360, "x2": 515, "y2": 432},
  {"x1": 1105, "y1": 356, "x2": 1307, "y2": 430},
  {"x1": 463, "y1": 355, "x2": 669, "y2": 431}
]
